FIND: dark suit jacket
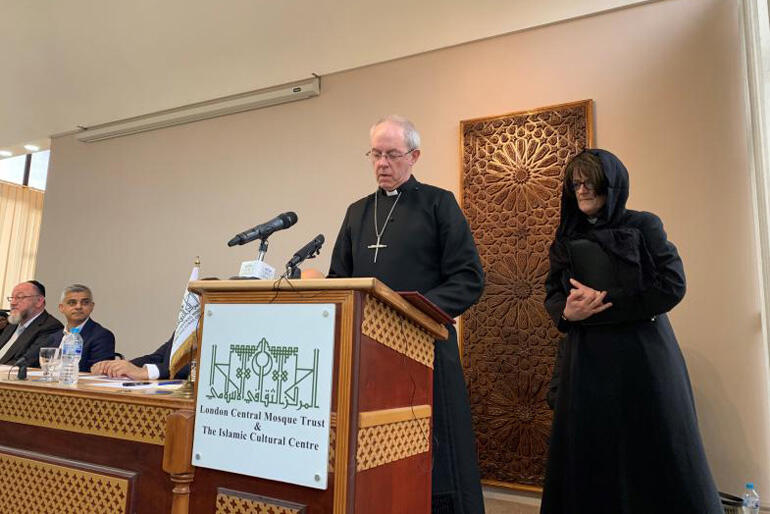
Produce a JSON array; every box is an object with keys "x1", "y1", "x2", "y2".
[
  {"x1": 48, "y1": 318, "x2": 116, "y2": 372},
  {"x1": 130, "y1": 333, "x2": 189, "y2": 380},
  {"x1": 0, "y1": 310, "x2": 64, "y2": 367}
]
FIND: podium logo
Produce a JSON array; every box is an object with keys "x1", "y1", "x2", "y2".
[{"x1": 205, "y1": 337, "x2": 321, "y2": 410}]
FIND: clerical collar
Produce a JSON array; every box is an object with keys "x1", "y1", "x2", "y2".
[{"x1": 379, "y1": 175, "x2": 419, "y2": 197}]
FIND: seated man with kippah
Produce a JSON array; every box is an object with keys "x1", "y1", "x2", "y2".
[{"x1": 0, "y1": 280, "x2": 63, "y2": 367}]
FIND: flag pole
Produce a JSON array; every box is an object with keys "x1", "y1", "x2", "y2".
[{"x1": 172, "y1": 256, "x2": 200, "y2": 399}]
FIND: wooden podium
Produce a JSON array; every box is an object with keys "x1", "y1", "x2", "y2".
[
  {"x1": 184, "y1": 278, "x2": 448, "y2": 514},
  {"x1": 0, "y1": 278, "x2": 446, "y2": 514}
]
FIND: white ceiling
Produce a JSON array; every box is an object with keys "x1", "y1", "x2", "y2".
[{"x1": 0, "y1": 0, "x2": 652, "y2": 151}]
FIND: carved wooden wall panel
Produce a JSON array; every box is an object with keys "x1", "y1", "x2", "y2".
[{"x1": 460, "y1": 100, "x2": 593, "y2": 488}]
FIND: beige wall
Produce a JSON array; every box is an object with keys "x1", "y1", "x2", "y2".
[
  {"x1": 36, "y1": 0, "x2": 769, "y2": 494},
  {"x1": 2, "y1": 0, "x2": 652, "y2": 146}
]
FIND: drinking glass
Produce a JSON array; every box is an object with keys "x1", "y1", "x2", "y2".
[{"x1": 39, "y1": 347, "x2": 59, "y2": 382}]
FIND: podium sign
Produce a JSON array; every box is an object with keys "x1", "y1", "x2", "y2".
[{"x1": 192, "y1": 303, "x2": 335, "y2": 489}]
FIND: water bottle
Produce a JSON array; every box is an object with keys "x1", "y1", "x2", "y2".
[
  {"x1": 743, "y1": 482, "x2": 760, "y2": 514},
  {"x1": 58, "y1": 327, "x2": 83, "y2": 386}
]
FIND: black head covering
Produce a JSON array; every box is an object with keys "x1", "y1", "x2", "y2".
[
  {"x1": 552, "y1": 149, "x2": 656, "y2": 293},
  {"x1": 26, "y1": 280, "x2": 46, "y2": 297},
  {"x1": 556, "y1": 149, "x2": 629, "y2": 236}
]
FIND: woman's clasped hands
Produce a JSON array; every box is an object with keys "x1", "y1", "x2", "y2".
[{"x1": 562, "y1": 278, "x2": 613, "y2": 321}]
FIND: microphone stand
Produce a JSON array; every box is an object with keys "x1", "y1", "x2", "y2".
[
  {"x1": 7, "y1": 360, "x2": 27, "y2": 380},
  {"x1": 286, "y1": 265, "x2": 301, "y2": 279},
  {"x1": 257, "y1": 238, "x2": 269, "y2": 262},
  {"x1": 285, "y1": 236, "x2": 324, "y2": 280}
]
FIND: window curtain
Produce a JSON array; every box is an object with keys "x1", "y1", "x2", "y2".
[{"x1": 0, "y1": 181, "x2": 44, "y2": 309}]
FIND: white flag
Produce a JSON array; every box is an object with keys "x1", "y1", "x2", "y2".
[{"x1": 169, "y1": 263, "x2": 200, "y2": 378}]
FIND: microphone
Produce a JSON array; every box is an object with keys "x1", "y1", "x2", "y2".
[
  {"x1": 287, "y1": 234, "x2": 325, "y2": 269},
  {"x1": 227, "y1": 212, "x2": 298, "y2": 247},
  {"x1": 8, "y1": 356, "x2": 27, "y2": 380}
]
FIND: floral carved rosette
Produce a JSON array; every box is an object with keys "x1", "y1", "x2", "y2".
[{"x1": 460, "y1": 100, "x2": 592, "y2": 488}]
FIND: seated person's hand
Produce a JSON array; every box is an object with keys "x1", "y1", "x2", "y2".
[
  {"x1": 563, "y1": 278, "x2": 613, "y2": 321},
  {"x1": 91, "y1": 360, "x2": 149, "y2": 380}
]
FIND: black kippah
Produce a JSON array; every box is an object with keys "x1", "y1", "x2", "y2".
[{"x1": 27, "y1": 280, "x2": 45, "y2": 297}]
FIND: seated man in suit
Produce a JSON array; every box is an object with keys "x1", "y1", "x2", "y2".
[
  {"x1": 49, "y1": 284, "x2": 115, "y2": 372},
  {"x1": 0, "y1": 280, "x2": 63, "y2": 367},
  {"x1": 91, "y1": 333, "x2": 189, "y2": 380}
]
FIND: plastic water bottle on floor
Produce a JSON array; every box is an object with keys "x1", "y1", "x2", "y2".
[
  {"x1": 743, "y1": 482, "x2": 760, "y2": 514},
  {"x1": 58, "y1": 327, "x2": 83, "y2": 386}
]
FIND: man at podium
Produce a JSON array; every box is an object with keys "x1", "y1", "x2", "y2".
[{"x1": 328, "y1": 115, "x2": 485, "y2": 514}]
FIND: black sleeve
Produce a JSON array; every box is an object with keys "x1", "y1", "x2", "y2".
[
  {"x1": 423, "y1": 191, "x2": 485, "y2": 318},
  {"x1": 44, "y1": 331, "x2": 62, "y2": 349},
  {"x1": 602, "y1": 213, "x2": 685, "y2": 322},
  {"x1": 158, "y1": 333, "x2": 185, "y2": 379},
  {"x1": 327, "y1": 206, "x2": 353, "y2": 278},
  {"x1": 544, "y1": 239, "x2": 572, "y2": 332},
  {"x1": 23, "y1": 326, "x2": 63, "y2": 367},
  {"x1": 130, "y1": 336, "x2": 173, "y2": 367}
]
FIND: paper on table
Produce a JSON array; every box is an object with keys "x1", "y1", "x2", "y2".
[
  {"x1": 81, "y1": 375, "x2": 131, "y2": 381},
  {"x1": 86, "y1": 382, "x2": 159, "y2": 390}
]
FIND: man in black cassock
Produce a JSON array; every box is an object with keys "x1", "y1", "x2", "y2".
[{"x1": 328, "y1": 115, "x2": 486, "y2": 514}]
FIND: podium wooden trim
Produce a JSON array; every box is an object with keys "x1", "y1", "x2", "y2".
[{"x1": 188, "y1": 278, "x2": 448, "y2": 340}]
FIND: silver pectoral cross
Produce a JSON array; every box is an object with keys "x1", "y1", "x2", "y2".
[{"x1": 367, "y1": 235, "x2": 387, "y2": 263}]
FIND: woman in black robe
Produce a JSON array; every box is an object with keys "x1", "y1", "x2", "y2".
[{"x1": 540, "y1": 149, "x2": 722, "y2": 513}]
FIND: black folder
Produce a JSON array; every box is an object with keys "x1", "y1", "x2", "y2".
[{"x1": 566, "y1": 238, "x2": 621, "y2": 292}]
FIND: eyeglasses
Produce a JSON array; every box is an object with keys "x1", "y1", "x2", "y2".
[
  {"x1": 366, "y1": 148, "x2": 416, "y2": 162},
  {"x1": 571, "y1": 180, "x2": 596, "y2": 191},
  {"x1": 7, "y1": 294, "x2": 41, "y2": 303}
]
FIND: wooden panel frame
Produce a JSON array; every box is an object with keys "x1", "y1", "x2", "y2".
[
  {"x1": 460, "y1": 99, "x2": 594, "y2": 490},
  {"x1": 215, "y1": 487, "x2": 307, "y2": 514},
  {"x1": 0, "y1": 444, "x2": 137, "y2": 514}
]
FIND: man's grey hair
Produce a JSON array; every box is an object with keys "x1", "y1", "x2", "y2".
[
  {"x1": 371, "y1": 115, "x2": 421, "y2": 151},
  {"x1": 60, "y1": 284, "x2": 93, "y2": 303}
]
